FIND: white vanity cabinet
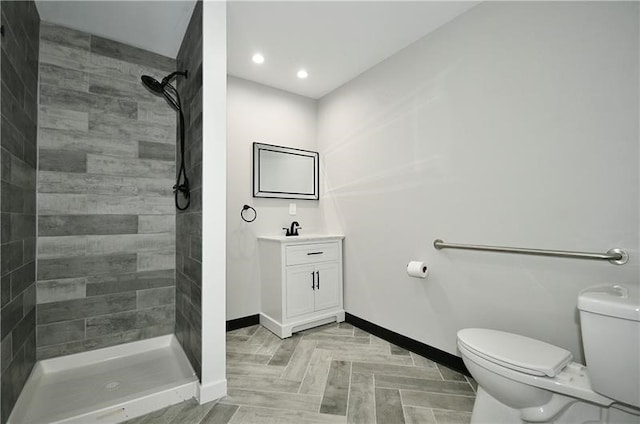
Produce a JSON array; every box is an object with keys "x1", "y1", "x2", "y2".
[{"x1": 258, "y1": 235, "x2": 345, "y2": 338}]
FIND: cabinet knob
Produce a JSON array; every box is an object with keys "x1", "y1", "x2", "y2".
[
  {"x1": 316, "y1": 271, "x2": 320, "y2": 289},
  {"x1": 311, "y1": 272, "x2": 315, "y2": 290}
]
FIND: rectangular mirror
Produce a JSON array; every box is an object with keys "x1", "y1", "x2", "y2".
[{"x1": 253, "y1": 142, "x2": 319, "y2": 200}]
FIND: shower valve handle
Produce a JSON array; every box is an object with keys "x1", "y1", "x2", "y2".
[{"x1": 173, "y1": 183, "x2": 190, "y2": 197}]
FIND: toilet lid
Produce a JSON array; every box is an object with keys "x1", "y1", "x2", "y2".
[{"x1": 457, "y1": 328, "x2": 573, "y2": 377}]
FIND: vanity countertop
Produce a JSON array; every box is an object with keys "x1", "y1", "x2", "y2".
[{"x1": 258, "y1": 234, "x2": 344, "y2": 243}]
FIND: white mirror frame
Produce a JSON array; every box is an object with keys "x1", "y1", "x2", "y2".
[{"x1": 253, "y1": 142, "x2": 319, "y2": 200}]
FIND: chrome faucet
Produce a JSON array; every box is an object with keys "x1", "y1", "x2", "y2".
[{"x1": 283, "y1": 221, "x2": 301, "y2": 236}]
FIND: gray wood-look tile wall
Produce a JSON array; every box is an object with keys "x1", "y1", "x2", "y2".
[
  {"x1": 36, "y1": 22, "x2": 178, "y2": 361},
  {"x1": 175, "y1": 1, "x2": 203, "y2": 380},
  {"x1": 0, "y1": 1, "x2": 40, "y2": 422}
]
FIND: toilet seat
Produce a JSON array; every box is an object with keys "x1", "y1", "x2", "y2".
[
  {"x1": 457, "y1": 329, "x2": 572, "y2": 377},
  {"x1": 457, "y1": 332, "x2": 615, "y2": 407}
]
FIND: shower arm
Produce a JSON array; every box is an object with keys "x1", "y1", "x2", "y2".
[{"x1": 161, "y1": 70, "x2": 188, "y2": 87}]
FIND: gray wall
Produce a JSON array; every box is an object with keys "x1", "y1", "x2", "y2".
[
  {"x1": 36, "y1": 22, "x2": 178, "y2": 360},
  {"x1": 317, "y1": 1, "x2": 638, "y2": 361},
  {"x1": 226, "y1": 76, "x2": 320, "y2": 320},
  {"x1": 176, "y1": 1, "x2": 203, "y2": 380},
  {"x1": 0, "y1": 1, "x2": 40, "y2": 422}
]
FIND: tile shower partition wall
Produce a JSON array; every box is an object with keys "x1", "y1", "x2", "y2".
[
  {"x1": 0, "y1": 1, "x2": 40, "y2": 422},
  {"x1": 36, "y1": 23, "x2": 178, "y2": 360},
  {"x1": 175, "y1": 2, "x2": 203, "y2": 380}
]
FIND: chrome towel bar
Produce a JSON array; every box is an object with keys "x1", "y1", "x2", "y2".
[{"x1": 433, "y1": 239, "x2": 628, "y2": 265}]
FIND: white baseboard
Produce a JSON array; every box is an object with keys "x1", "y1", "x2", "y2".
[
  {"x1": 260, "y1": 310, "x2": 345, "y2": 339},
  {"x1": 197, "y1": 379, "x2": 227, "y2": 404}
]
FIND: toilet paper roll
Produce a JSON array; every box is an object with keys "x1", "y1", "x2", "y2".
[{"x1": 407, "y1": 261, "x2": 428, "y2": 278}]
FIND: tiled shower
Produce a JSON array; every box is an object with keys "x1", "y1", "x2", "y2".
[
  {"x1": 36, "y1": 21, "x2": 178, "y2": 360},
  {"x1": 0, "y1": 1, "x2": 204, "y2": 422}
]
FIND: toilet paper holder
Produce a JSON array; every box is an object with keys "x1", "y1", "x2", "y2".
[{"x1": 407, "y1": 261, "x2": 428, "y2": 278}]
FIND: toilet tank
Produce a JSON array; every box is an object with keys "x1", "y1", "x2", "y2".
[{"x1": 577, "y1": 284, "x2": 640, "y2": 408}]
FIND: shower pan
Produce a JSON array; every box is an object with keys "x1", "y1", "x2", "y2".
[{"x1": 9, "y1": 337, "x2": 197, "y2": 423}]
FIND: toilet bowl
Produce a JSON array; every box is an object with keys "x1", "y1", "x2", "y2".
[
  {"x1": 458, "y1": 329, "x2": 618, "y2": 423},
  {"x1": 458, "y1": 284, "x2": 640, "y2": 423}
]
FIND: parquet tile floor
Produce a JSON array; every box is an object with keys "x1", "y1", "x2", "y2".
[{"x1": 126, "y1": 322, "x2": 476, "y2": 424}]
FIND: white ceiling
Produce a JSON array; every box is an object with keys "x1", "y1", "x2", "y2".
[
  {"x1": 228, "y1": 1, "x2": 478, "y2": 99},
  {"x1": 35, "y1": 1, "x2": 478, "y2": 99},
  {"x1": 35, "y1": 1, "x2": 197, "y2": 59}
]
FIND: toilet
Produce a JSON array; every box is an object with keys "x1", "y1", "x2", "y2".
[{"x1": 457, "y1": 284, "x2": 640, "y2": 423}]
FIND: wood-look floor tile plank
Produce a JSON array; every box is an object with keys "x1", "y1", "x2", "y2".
[
  {"x1": 268, "y1": 335, "x2": 301, "y2": 366},
  {"x1": 226, "y1": 351, "x2": 272, "y2": 365},
  {"x1": 227, "y1": 334, "x2": 251, "y2": 343},
  {"x1": 168, "y1": 400, "x2": 216, "y2": 424},
  {"x1": 403, "y1": 406, "x2": 437, "y2": 424},
  {"x1": 465, "y1": 377, "x2": 477, "y2": 393},
  {"x1": 352, "y1": 362, "x2": 442, "y2": 380},
  {"x1": 400, "y1": 390, "x2": 475, "y2": 412},
  {"x1": 320, "y1": 360, "x2": 351, "y2": 416},
  {"x1": 375, "y1": 375, "x2": 475, "y2": 396},
  {"x1": 228, "y1": 406, "x2": 346, "y2": 424},
  {"x1": 227, "y1": 362, "x2": 286, "y2": 378},
  {"x1": 256, "y1": 331, "x2": 282, "y2": 356},
  {"x1": 301, "y1": 323, "x2": 352, "y2": 337},
  {"x1": 226, "y1": 339, "x2": 263, "y2": 354},
  {"x1": 390, "y1": 344, "x2": 411, "y2": 356},
  {"x1": 227, "y1": 374, "x2": 301, "y2": 393},
  {"x1": 411, "y1": 352, "x2": 438, "y2": 369},
  {"x1": 200, "y1": 403, "x2": 239, "y2": 424},
  {"x1": 124, "y1": 400, "x2": 194, "y2": 424},
  {"x1": 317, "y1": 343, "x2": 388, "y2": 355},
  {"x1": 346, "y1": 371, "x2": 374, "y2": 424},
  {"x1": 281, "y1": 339, "x2": 317, "y2": 381},
  {"x1": 370, "y1": 335, "x2": 390, "y2": 347},
  {"x1": 300, "y1": 348, "x2": 333, "y2": 395},
  {"x1": 374, "y1": 388, "x2": 405, "y2": 424},
  {"x1": 309, "y1": 327, "x2": 357, "y2": 337},
  {"x1": 437, "y1": 364, "x2": 468, "y2": 382},
  {"x1": 247, "y1": 325, "x2": 274, "y2": 346},
  {"x1": 432, "y1": 409, "x2": 472, "y2": 424},
  {"x1": 312, "y1": 336, "x2": 371, "y2": 347},
  {"x1": 337, "y1": 322, "x2": 354, "y2": 331},
  {"x1": 222, "y1": 389, "x2": 321, "y2": 413},
  {"x1": 353, "y1": 327, "x2": 369, "y2": 338},
  {"x1": 332, "y1": 350, "x2": 414, "y2": 366},
  {"x1": 228, "y1": 325, "x2": 259, "y2": 337}
]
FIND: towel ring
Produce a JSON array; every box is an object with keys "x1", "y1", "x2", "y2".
[{"x1": 241, "y1": 205, "x2": 257, "y2": 223}]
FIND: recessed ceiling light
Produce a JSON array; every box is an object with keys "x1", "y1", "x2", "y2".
[
  {"x1": 297, "y1": 69, "x2": 308, "y2": 79},
  {"x1": 252, "y1": 53, "x2": 265, "y2": 64}
]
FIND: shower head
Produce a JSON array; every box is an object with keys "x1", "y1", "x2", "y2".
[
  {"x1": 140, "y1": 71, "x2": 188, "y2": 96},
  {"x1": 141, "y1": 75, "x2": 165, "y2": 95}
]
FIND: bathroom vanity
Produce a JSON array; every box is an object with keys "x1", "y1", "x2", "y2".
[{"x1": 257, "y1": 235, "x2": 345, "y2": 338}]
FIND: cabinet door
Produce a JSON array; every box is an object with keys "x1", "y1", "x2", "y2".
[
  {"x1": 285, "y1": 265, "x2": 316, "y2": 318},
  {"x1": 313, "y1": 261, "x2": 341, "y2": 312}
]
